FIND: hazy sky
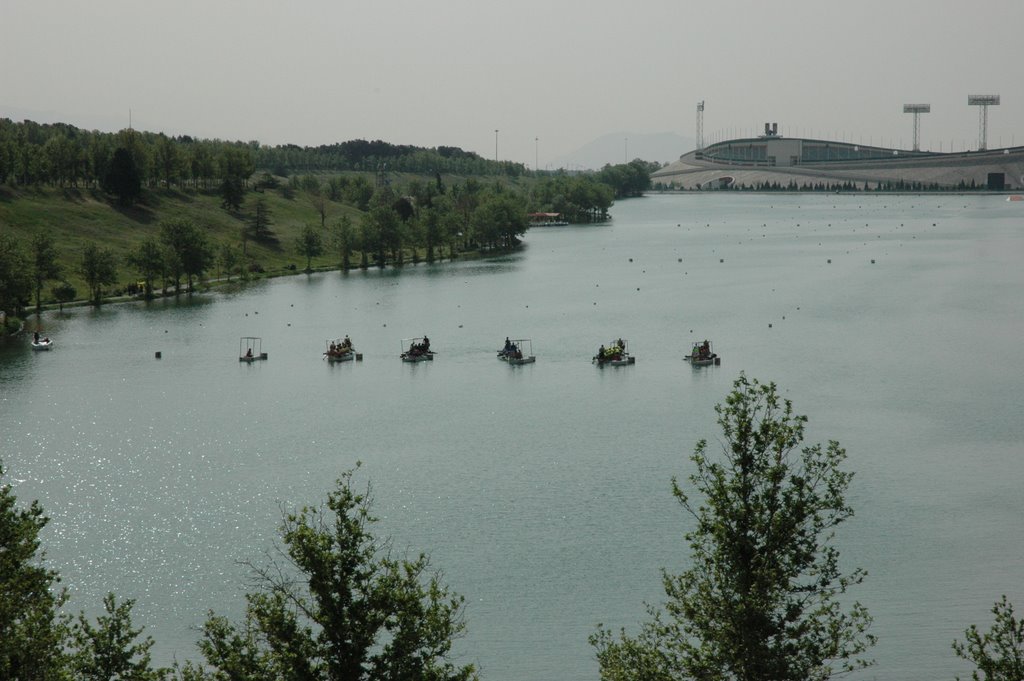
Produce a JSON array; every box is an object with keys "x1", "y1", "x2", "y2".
[{"x1": 3, "y1": 0, "x2": 1022, "y2": 168}]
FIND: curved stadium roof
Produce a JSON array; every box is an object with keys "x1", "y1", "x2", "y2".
[{"x1": 652, "y1": 136, "x2": 1024, "y2": 190}]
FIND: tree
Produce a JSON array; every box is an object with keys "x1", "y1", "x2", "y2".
[
  {"x1": 103, "y1": 147, "x2": 142, "y2": 205},
  {"x1": 159, "y1": 219, "x2": 214, "y2": 293},
  {"x1": 218, "y1": 243, "x2": 240, "y2": 282},
  {"x1": 219, "y1": 147, "x2": 254, "y2": 211},
  {"x1": 310, "y1": 185, "x2": 329, "y2": 229},
  {"x1": 591, "y1": 374, "x2": 875, "y2": 681},
  {"x1": 471, "y1": 192, "x2": 528, "y2": 250},
  {"x1": 330, "y1": 214, "x2": 355, "y2": 270},
  {"x1": 79, "y1": 243, "x2": 119, "y2": 306},
  {"x1": 363, "y1": 201, "x2": 401, "y2": 268},
  {"x1": 51, "y1": 281, "x2": 77, "y2": 311},
  {"x1": 295, "y1": 223, "x2": 324, "y2": 273},
  {"x1": 0, "y1": 233, "x2": 32, "y2": 316},
  {"x1": 70, "y1": 592, "x2": 169, "y2": 681},
  {"x1": 30, "y1": 231, "x2": 62, "y2": 313},
  {"x1": 190, "y1": 465, "x2": 476, "y2": 681},
  {"x1": 953, "y1": 596, "x2": 1024, "y2": 681},
  {"x1": 220, "y1": 176, "x2": 245, "y2": 212},
  {"x1": 245, "y1": 196, "x2": 275, "y2": 253},
  {"x1": 0, "y1": 461, "x2": 70, "y2": 679},
  {"x1": 128, "y1": 239, "x2": 168, "y2": 298},
  {"x1": 153, "y1": 135, "x2": 180, "y2": 189}
]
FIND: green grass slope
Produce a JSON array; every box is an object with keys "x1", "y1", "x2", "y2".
[{"x1": 0, "y1": 183, "x2": 366, "y2": 307}]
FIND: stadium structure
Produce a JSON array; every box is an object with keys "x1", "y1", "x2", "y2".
[{"x1": 653, "y1": 118, "x2": 1024, "y2": 191}]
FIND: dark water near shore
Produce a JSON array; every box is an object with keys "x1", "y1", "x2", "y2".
[{"x1": 2, "y1": 193, "x2": 1022, "y2": 680}]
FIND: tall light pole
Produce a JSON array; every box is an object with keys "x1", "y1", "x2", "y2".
[
  {"x1": 968, "y1": 95, "x2": 1000, "y2": 150},
  {"x1": 624, "y1": 137, "x2": 628, "y2": 164},
  {"x1": 696, "y1": 100, "x2": 705, "y2": 151},
  {"x1": 494, "y1": 129, "x2": 499, "y2": 162},
  {"x1": 903, "y1": 104, "x2": 930, "y2": 152},
  {"x1": 535, "y1": 137, "x2": 538, "y2": 172}
]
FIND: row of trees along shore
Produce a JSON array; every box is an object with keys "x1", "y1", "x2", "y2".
[
  {"x1": 0, "y1": 118, "x2": 652, "y2": 200},
  {"x1": 0, "y1": 119, "x2": 661, "y2": 322},
  {"x1": 2, "y1": 376, "x2": 1020, "y2": 680}
]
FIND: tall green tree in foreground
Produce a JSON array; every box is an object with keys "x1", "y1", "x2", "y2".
[
  {"x1": 182, "y1": 465, "x2": 476, "y2": 681},
  {"x1": 592, "y1": 374, "x2": 875, "y2": 681},
  {"x1": 0, "y1": 461, "x2": 70, "y2": 680},
  {"x1": 952, "y1": 596, "x2": 1024, "y2": 681},
  {"x1": 70, "y1": 592, "x2": 169, "y2": 681}
]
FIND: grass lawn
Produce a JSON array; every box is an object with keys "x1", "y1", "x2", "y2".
[{"x1": 0, "y1": 182, "x2": 367, "y2": 306}]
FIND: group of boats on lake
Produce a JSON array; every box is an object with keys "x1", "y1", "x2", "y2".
[
  {"x1": 231, "y1": 335, "x2": 721, "y2": 367},
  {"x1": 28, "y1": 330, "x2": 720, "y2": 368}
]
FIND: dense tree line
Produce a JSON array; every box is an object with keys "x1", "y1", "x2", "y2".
[
  {"x1": 257, "y1": 139, "x2": 524, "y2": 177},
  {"x1": 0, "y1": 176, "x2": 534, "y2": 318},
  {"x1": 0, "y1": 119, "x2": 526, "y2": 192},
  {"x1": 528, "y1": 173, "x2": 614, "y2": 223},
  {"x1": 0, "y1": 119, "x2": 248, "y2": 193},
  {"x1": 596, "y1": 159, "x2": 659, "y2": 199}
]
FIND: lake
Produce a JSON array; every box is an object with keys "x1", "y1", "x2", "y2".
[{"x1": 2, "y1": 192, "x2": 1022, "y2": 680}]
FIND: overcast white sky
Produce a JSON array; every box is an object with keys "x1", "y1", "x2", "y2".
[{"x1": 3, "y1": 0, "x2": 1022, "y2": 168}]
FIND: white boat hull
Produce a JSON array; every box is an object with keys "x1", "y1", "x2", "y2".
[
  {"x1": 401, "y1": 352, "x2": 434, "y2": 362},
  {"x1": 594, "y1": 356, "x2": 635, "y2": 366},
  {"x1": 508, "y1": 356, "x2": 536, "y2": 365},
  {"x1": 327, "y1": 352, "x2": 355, "y2": 362}
]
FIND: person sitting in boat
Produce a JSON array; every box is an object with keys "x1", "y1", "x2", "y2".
[
  {"x1": 422, "y1": 335, "x2": 430, "y2": 351},
  {"x1": 34, "y1": 331, "x2": 40, "y2": 342},
  {"x1": 343, "y1": 335, "x2": 352, "y2": 349},
  {"x1": 504, "y1": 337, "x2": 512, "y2": 352},
  {"x1": 245, "y1": 347, "x2": 253, "y2": 358}
]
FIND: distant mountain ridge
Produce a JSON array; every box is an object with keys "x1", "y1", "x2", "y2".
[{"x1": 551, "y1": 131, "x2": 695, "y2": 170}]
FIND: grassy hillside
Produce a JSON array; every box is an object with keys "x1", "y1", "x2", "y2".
[{"x1": 0, "y1": 180, "x2": 369, "y2": 308}]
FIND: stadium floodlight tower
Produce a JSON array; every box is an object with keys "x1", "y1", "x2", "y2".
[
  {"x1": 696, "y1": 100, "x2": 705, "y2": 151},
  {"x1": 903, "y1": 104, "x2": 930, "y2": 151},
  {"x1": 967, "y1": 95, "x2": 1000, "y2": 150}
]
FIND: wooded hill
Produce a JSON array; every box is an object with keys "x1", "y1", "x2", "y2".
[{"x1": 0, "y1": 118, "x2": 654, "y2": 323}]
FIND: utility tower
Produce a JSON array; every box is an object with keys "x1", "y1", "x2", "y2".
[
  {"x1": 902, "y1": 104, "x2": 930, "y2": 151},
  {"x1": 696, "y1": 101, "x2": 705, "y2": 151},
  {"x1": 967, "y1": 95, "x2": 1000, "y2": 150}
]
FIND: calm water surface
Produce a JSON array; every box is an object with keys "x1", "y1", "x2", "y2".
[{"x1": 2, "y1": 193, "x2": 1022, "y2": 680}]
